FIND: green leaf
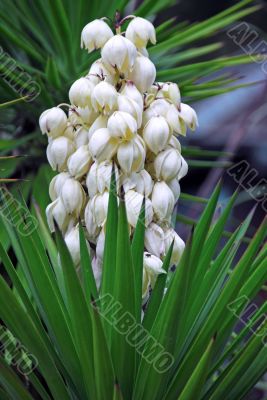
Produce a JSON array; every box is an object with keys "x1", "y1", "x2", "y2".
[
  {"x1": 111, "y1": 190, "x2": 136, "y2": 399},
  {"x1": 177, "y1": 336, "x2": 216, "y2": 400}
]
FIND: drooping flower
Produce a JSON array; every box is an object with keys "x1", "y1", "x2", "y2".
[{"x1": 81, "y1": 19, "x2": 114, "y2": 53}]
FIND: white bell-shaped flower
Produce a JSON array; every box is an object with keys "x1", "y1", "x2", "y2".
[
  {"x1": 122, "y1": 169, "x2": 153, "y2": 196},
  {"x1": 63, "y1": 123, "x2": 76, "y2": 141},
  {"x1": 121, "y1": 81, "x2": 143, "y2": 110},
  {"x1": 91, "y1": 81, "x2": 118, "y2": 114},
  {"x1": 46, "y1": 137, "x2": 75, "y2": 172},
  {"x1": 163, "y1": 227, "x2": 185, "y2": 265},
  {"x1": 168, "y1": 135, "x2": 181, "y2": 152},
  {"x1": 69, "y1": 77, "x2": 95, "y2": 108},
  {"x1": 118, "y1": 95, "x2": 142, "y2": 128},
  {"x1": 65, "y1": 225, "x2": 90, "y2": 266},
  {"x1": 142, "y1": 252, "x2": 165, "y2": 298},
  {"x1": 88, "y1": 115, "x2": 108, "y2": 141},
  {"x1": 167, "y1": 177, "x2": 181, "y2": 201},
  {"x1": 86, "y1": 161, "x2": 119, "y2": 198},
  {"x1": 68, "y1": 106, "x2": 98, "y2": 126},
  {"x1": 67, "y1": 145, "x2": 92, "y2": 179},
  {"x1": 125, "y1": 190, "x2": 153, "y2": 227},
  {"x1": 158, "y1": 82, "x2": 181, "y2": 106},
  {"x1": 128, "y1": 54, "x2": 156, "y2": 93},
  {"x1": 84, "y1": 200, "x2": 101, "y2": 241},
  {"x1": 142, "y1": 99, "x2": 170, "y2": 126},
  {"x1": 117, "y1": 135, "x2": 145, "y2": 173},
  {"x1": 60, "y1": 178, "x2": 85, "y2": 217},
  {"x1": 96, "y1": 228, "x2": 105, "y2": 261},
  {"x1": 90, "y1": 191, "x2": 109, "y2": 227},
  {"x1": 88, "y1": 59, "x2": 116, "y2": 85},
  {"x1": 46, "y1": 197, "x2": 71, "y2": 233},
  {"x1": 74, "y1": 127, "x2": 89, "y2": 147},
  {"x1": 49, "y1": 172, "x2": 71, "y2": 201},
  {"x1": 152, "y1": 181, "x2": 175, "y2": 221},
  {"x1": 143, "y1": 116, "x2": 171, "y2": 154},
  {"x1": 144, "y1": 222, "x2": 165, "y2": 258},
  {"x1": 107, "y1": 111, "x2": 137, "y2": 140},
  {"x1": 125, "y1": 17, "x2": 156, "y2": 48},
  {"x1": 179, "y1": 103, "x2": 198, "y2": 134},
  {"x1": 101, "y1": 35, "x2": 137, "y2": 73},
  {"x1": 39, "y1": 107, "x2": 67, "y2": 138},
  {"x1": 88, "y1": 128, "x2": 118, "y2": 162},
  {"x1": 81, "y1": 19, "x2": 113, "y2": 53},
  {"x1": 92, "y1": 256, "x2": 102, "y2": 289},
  {"x1": 166, "y1": 104, "x2": 184, "y2": 135},
  {"x1": 177, "y1": 156, "x2": 188, "y2": 180},
  {"x1": 154, "y1": 148, "x2": 182, "y2": 181}
]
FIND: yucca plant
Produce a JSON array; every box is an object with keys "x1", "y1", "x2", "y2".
[
  {"x1": 0, "y1": 176, "x2": 266, "y2": 399},
  {"x1": 0, "y1": 0, "x2": 262, "y2": 197}
]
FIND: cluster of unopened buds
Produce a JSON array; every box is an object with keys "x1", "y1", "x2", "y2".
[{"x1": 40, "y1": 14, "x2": 198, "y2": 300}]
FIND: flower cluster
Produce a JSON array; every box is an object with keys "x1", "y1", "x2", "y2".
[{"x1": 40, "y1": 16, "x2": 198, "y2": 298}]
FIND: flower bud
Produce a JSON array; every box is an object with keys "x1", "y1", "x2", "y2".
[
  {"x1": 49, "y1": 172, "x2": 71, "y2": 201},
  {"x1": 60, "y1": 178, "x2": 85, "y2": 217},
  {"x1": 88, "y1": 128, "x2": 118, "y2": 162},
  {"x1": 143, "y1": 116, "x2": 171, "y2": 154},
  {"x1": 86, "y1": 161, "x2": 119, "y2": 198},
  {"x1": 91, "y1": 81, "x2": 118, "y2": 114},
  {"x1": 67, "y1": 145, "x2": 92, "y2": 179},
  {"x1": 179, "y1": 103, "x2": 198, "y2": 134},
  {"x1": 107, "y1": 111, "x2": 137, "y2": 140},
  {"x1": 125, "y1": 190, "x2": 153, "y2": 227},
  {"x1": 84, "y1": 200, "x2": 101, "y2": 241},
  {"x1": 46, "y1": 137, "x2": 75, "y2": 172},
  {"x1": 167, "y1": 177, "x2": 181, "y2": 201},
  {"x1": 144, "y1": 222, "x2": 165, "y2": 258},
  {"x1": 117, "y1": 135, "x2": 145, "y2": 173},
  {"x1": 69, "y1": 77, "x2": 95, "y2": 108},
  {"x1": 65, "y1": 225, "x2": 90, "y2": 266},
  {"x1": 74, "y1": 127, "x2": 89, "y2": 147},
  {"x1": 163, "y1": 227, "x2": 185, "y2": 265},
  {"x1": 88, "y1": 115, "x2": 108, "y2": 141},
  {"x1": 152, "y1": 181, "x2": 175, "y2": 221},
  {"x1": 89, "y1": 59, "x2": 116, "y2": 85},
  {"x1": 154, "y1": 148, "x2": 182, "y2": 181},
  {"x1": 118, "y1": 95, "x2": 142, "y2": 128},
  {"x1": 46, "y1": 198, "x2": 71, "y2": 233},
  {"x1": 39, "y1": 107, "x2": 67, "y2": 138},
  {"x1": 101, "y1": 35, "x2": 137, "y2": 73},
  {"x1": 90, "y1": 191, "x2": 109, "y2": 227},
  {"x1": 125, "y1": 17, "x2": 156, "y2": 49},
  {"x1": 81, "y1": 19, "x2": 113, "y2": 52},
  {"x1": 128, "y1": 54, "x2": 156, "y2": 93},
  {"x1": 121, "y1": 81, "x2": 143, "y2": 110}
]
